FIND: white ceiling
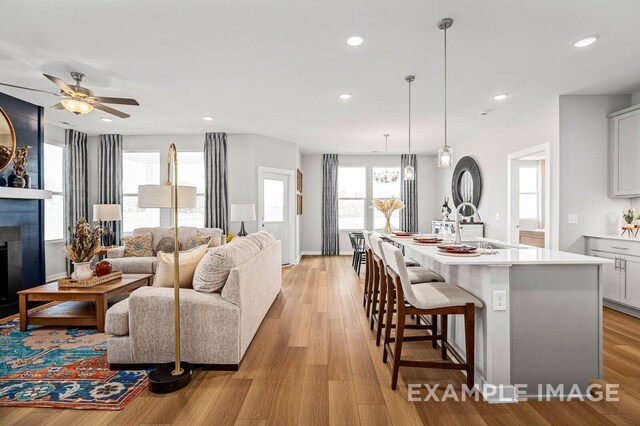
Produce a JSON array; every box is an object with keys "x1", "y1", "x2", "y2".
[{"x1": 1, "y1": 0, "x2": 640, "y2": 154}]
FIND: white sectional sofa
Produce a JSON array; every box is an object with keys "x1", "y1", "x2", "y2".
[
  {"x1": 105, "y1": 235, "x2": 282, "y2": 368},
  {"x1": 107, "y1": 226, "x2": 225, "y2": 275}
]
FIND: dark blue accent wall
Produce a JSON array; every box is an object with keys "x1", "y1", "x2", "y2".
[{"x1": 0, "y1": 92, "x2": 46, "y2": 316}]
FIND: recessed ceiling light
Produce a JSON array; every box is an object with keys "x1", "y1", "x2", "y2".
[
  {"x1": 574, "y1": 35, "x2": 599, "y2": 48},
  {"x1": 493, "y1": 93, "x2": 509, "y2": 101},
  {"x1": 346, "y1": 34, "x2": 365, "y2": 47},
  {"x1": 202, "y1": 116, "x2": 214, "y2": 121},
  {"x1": 479, "y1": 111, "x2": 489, "y2": 116},
  {"x1": 339, "y1": 93, "x2": 352, "y2": 100},
  {"x1": 100, "y1": 117, "x2": 113, "y2": 122}
]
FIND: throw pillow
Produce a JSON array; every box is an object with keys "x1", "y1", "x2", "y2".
[
  {"x1": 156, "y1": 236, "x2": 176, "y2": 254},
  {"x1": 123, "y1": 233, "x2": 154, "y2": 257},
  {"x1": 183, "y1": 231, "x2": 213, "y2": 251},
  {"x1": 153, "y1": 244, "x2": 209, "y2": 288},
  {"x1": 193, "y1": 238, "x2": 260, "y2": 292}
]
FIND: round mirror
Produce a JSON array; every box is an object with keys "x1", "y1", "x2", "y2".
[
  {"x1": 0, "y1": 107, "x2": 16, "y2": 173},
  {"x1": 451, "y1": 156, "x2": 482, "y2": 217}
]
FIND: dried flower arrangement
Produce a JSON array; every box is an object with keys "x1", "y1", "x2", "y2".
[
  {"x1": 64, "y1": 218, "x2": 103, "y2": 263},
  {"x1": 12, "y1": 146, "x2": 31, "y2": 177},
  {"x1": 372, "y1": 196, "x2": 405, "y2": 233}
]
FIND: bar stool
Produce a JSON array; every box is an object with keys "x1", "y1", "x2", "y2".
[
  {"x1": 369, "y1": 235, "x2": 445, "y2": 346},
  {"x1": 381, "y1": 243, "x2": 483, "y2": 390},
  {"x1": 348, "y1": 232, "x2": 366, "y2": 275}
]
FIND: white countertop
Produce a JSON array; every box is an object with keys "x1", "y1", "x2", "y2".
[
  {"x1": 387, "y1": 236, "x2": 611, "y2": 266},
  {"x1": 584, "y1": 234, "x2": 640, "y2": 242}
]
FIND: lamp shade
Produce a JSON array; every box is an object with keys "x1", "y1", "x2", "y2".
[
  {"x1": 138, "y1": 184, "x2": 197, "y2": 209},
  {"x1": 230, "y1": 203, "x2": 256, "y2": 221},
  {"x1": 93, "y1": 204, "x2": 122, "y2": 221}
]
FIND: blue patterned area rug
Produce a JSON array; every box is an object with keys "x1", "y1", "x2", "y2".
[{"x1": 0, "y1": 318, "x2": 147, "y2": 410}]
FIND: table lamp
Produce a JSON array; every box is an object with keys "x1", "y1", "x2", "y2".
[
  {"x1": 93, "y1": 204, "x2": 122, "y2": 246},
  {"x1": 230, "y1": 203, "x2": 256, "y2": 237},
  {"x1": 137, "y1": 143, "x2": 197, "y2": 393}
]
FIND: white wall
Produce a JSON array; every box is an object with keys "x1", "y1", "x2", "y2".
[
  {"x1": 435, "y1": 99, "x2": 561, "y2": 248},
  {"x1": 559, "y1": 95, "x2": 631, "y2": 253},
  {"x1": 44, "y1": 123, "x2": 67, "y2": 280},
  {"x1": 299, "y1": 154, "x2": 439, "y2": 254}
]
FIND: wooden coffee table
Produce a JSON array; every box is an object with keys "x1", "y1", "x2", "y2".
[{"x1": 18, "y1": 274, "x2": 152, "y2": 333}]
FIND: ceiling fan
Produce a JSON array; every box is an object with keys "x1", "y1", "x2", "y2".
[{"x1": 0, "y1": 72, "x2": 139, "y2": 118}]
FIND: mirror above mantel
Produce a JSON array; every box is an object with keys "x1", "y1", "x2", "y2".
[{"x1": 0, "y1": 107, "x2": 16, "y2": 173}]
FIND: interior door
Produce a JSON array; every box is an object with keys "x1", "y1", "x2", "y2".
[
  {"x1": 622, "y1": 257, "x2": 640, "y2": 308},
  {"x1": 258, "y1": 171, "x2": 290, "y2": 264}
]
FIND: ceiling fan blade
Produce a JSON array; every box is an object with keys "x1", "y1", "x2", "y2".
[
  {"x1": 90, "y1": 102, "x2": 130, "y2": 119},
  {"x1": 43, "y1": 73, "x2": 76, "y2": 96},
  {"x1": 50, "y1": 102, "x2": 65, "y2": 110},
  {"x1": 0, "y1": 82, "x2": 60, "y2": 96},
  {"x1": 87, "y1": 96, "x2": 139, "y2": 106}
]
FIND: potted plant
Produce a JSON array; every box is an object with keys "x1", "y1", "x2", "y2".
[
  {"x1": 372, "y1": 196, "x2": 405, "y2": 234},
  {"x1": 12, "y1": 146, "x2": 31, "y2": 188},
  {"x1": 64, "y1": 218, "x2": 103, "y2": 280}
]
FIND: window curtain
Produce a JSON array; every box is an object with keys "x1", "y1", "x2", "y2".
[
  {"x1": 204, "y1": 132, "x2": 229, "y2": 233},
  {"x1": 322, "y1": 154, "x2": 339, "y2": 255},
  {"x1": 98, "y1": 134, "x2": 123, "y2": 244},
  {"x1": 64, "y1": 129, "x2": 88, "y2": 274},
  {"x1": 400, "y1": 154, "x2": 418, "y2": 233}
]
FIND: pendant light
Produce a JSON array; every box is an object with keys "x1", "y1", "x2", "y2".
[
  {"x1": 437, "y1": 18, "x2": 454, "y2": 168},
  {"x1": 404, "y1": 75, "x2": 415, "y2": 181},
  {"x1": 374, "y1": 134, "x2": 399, "y2": 184}
]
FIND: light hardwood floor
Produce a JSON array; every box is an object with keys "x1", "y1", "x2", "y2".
[{"x1": 2, "y1": 255, "x2": 640, "y2": 425}]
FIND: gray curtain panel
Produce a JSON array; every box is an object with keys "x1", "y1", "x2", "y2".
[
  {"x1": 204, "y1": 132, "x2": 229, "y2": 233},
  {"x1": 400, "y1": 154, "x2": 418, "y2": 233},
  {"x1": 64, "y1": 129, "x2": 89, "y2": 274},
  {"x1": 322, "y1": 154, "x2": 340, "y2": 255},
  {"x1": 98, "y1": 134, "x2": 123, "y2": 244}
]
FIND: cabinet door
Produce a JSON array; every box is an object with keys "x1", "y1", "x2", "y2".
[
  {"x1": 622, "y1": 257, "x2": 640, "y2": 308},
  {"x1": 460, "y1": 224, "x2": 484, "y2": 239},
  {"x1": 592, "y1": 251, "x2": 620, "y2": 301},
  {"x1": 615, "y1": 110, "x2": 640, "y2": 195}
]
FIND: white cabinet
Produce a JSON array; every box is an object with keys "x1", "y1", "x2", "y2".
[
  {"x1": 609, "y1": 105, "x2": 640, "y2": 197},
  {"x1": 586, "y1": 236, "x2": 640, "y2": 311}
]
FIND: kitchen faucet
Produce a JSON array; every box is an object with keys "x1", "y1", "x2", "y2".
[{"x1": 455, "y1": 202, "x2": 478, "y2": 244}]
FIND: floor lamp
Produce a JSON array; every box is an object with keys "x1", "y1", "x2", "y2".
[{"x1": 138, "y1": 143, "x2": 197, "y2": 393}]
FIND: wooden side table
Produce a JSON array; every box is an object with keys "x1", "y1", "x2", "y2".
[{"x1": 18, "y1": 274, "x2": 152, "y2": 332}]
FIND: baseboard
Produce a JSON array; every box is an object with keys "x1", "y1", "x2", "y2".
[
  {"x1": 110, "y1": 363, "x2": 240, "y2": 372},
  {"x1": 604, "y1": 299, "x2": 640, "y2": 319},
  {"x1": 300, "y1": 251, "x2": 352, "y2": 257}
]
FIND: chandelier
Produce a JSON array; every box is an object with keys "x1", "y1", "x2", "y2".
[{"x1": 374, "y1": 134, "x2": 399, "y2": 184}]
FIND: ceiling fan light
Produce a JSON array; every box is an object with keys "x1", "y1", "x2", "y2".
[
  {"x1": 438, "y1": 145, "x2": 453, "y2": 168},
  {"x1": 61, "y1": 98, "x2": 93, "y2": 114},
  {"x1": 404, "y1": 164, "x2": 414, "y2": 181}
]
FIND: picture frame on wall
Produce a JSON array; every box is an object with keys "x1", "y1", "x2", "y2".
[
  {"x1": 297, "y1": 194, "x2": 302, "y2": 215},
  {"x1": 297, "y1": 169, "x2": 303, "y2": 193}
]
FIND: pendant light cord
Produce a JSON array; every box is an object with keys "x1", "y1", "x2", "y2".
[
  {"x1": 408, "y1": 79, "x2": 411, "y2": 155},
  {"x1": 444, "y1": 24, "x2": 448, "y2": 149}
]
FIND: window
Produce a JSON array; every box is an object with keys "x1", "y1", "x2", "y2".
[
  {"x1": 176, "y1": 151, "x2": 205, "y2": 227},
  {"x1": 123, "y1": 152, "x2": 161, "y2": 233},
  {"x1": 263, "y1": 179, "x2": 285, "y2": 222},
  {"x1": 519, "y1": 166, "x2": 540, "y2": 220},
  {"x1": 44, "y1": 143, "x2": 64, "y2": 241},
  {"x1": 372, "y1": 167, "x2": 401, "y2": 229},
  {"x1": 338, "y1": 167, "x2": 366, "y2": 230}
]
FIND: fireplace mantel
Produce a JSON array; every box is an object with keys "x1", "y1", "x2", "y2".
[{"x1": 0, "y1": 187, "x2": 52, "y2": 200}]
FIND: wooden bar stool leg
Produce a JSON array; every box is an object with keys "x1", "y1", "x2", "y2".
[
  {"x1": 464, "y1": 303, "x2": 476, "y2": 390},
  {"x1": 431, "y1": 315, "x2": 438, "y2": 349},
  {"x1": 391, "y1": 297, "x2": 406, "y2": 390},
  {"x1": 370, "y1": 276, "x2": 379, "y2": 330},
  {"x1": 363, "y1": 250, "x2": 371, "y2": 308},
  {"x1": 366, "y1": 263, "x2": 378, "y2": 318},
  {"x1": 441, "y1": 314, "x2": 448, "y2": 360},
  {"x1": 382, "y1": 276, "x2": 395, "y2": 364},
  {"x1": 375, "y1": 268, "x2": 387, "y2": 346}
]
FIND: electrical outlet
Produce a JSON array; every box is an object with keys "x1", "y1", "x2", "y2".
[
  {"x1": 493, "y1": 290, "x2": 507, "y2": 311},
  {"x1": 494, "y1": 213, "x2": 500, "y2": 221},
  {"x1": 568, "y1": 214, "x2": 579, "y2": 224}
]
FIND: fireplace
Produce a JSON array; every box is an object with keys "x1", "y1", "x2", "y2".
[{"x1": 0, "y1": 226, "x2": 22, "y2": 317}]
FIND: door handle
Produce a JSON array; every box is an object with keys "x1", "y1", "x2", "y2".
[
  {"x1": 611, "y1": 246, "x2": 629, "y2": 251},
  {"x1": 621, "y1": 258, "x2": 626, "y2": 271},
  {"x1": 615, "y1": 257, "x2": 620, "y2": 270}
]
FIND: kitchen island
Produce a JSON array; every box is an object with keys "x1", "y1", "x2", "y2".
[{"x1": 387, "y1": 236, "x2": 611, "y2": 403}]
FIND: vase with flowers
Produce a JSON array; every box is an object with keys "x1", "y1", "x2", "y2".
[
  {"x1": 11, "y1": 146, "x2": 31, "y2": 188},
  {"x1": 372, "y1": 196, "x2": 405, "y2": 234},
  {"x1": 64, "y1": 217, "x2": 103, "y2": 280}
]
